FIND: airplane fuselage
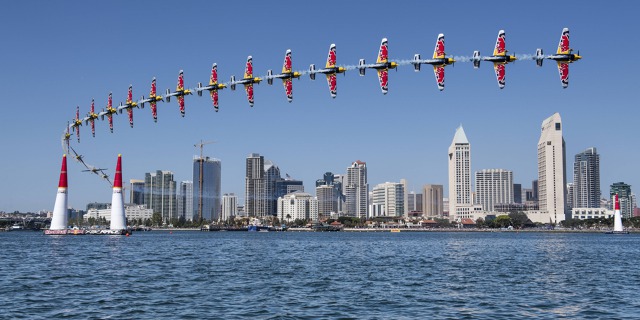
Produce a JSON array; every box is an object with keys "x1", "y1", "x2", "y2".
[
  {"x1": 368, "y1": 62, "x2": 398, "y2": 70},
  {"x1": 233, "y1": 77, "x2": 262, "y2": 85},
  {"x1": 200, "y1": 83, "x2": 227, "y2": 92},
  {"x1": 316, "y1": 67, "x2": 346, "y2": 75},
  {"x1": 166, "y1": 89, "x2": 192, "y2": 98},
  {"x1": 140, "y1": 95, "x2": 163, "y2": 105},
  {"x1": 419, "y1": 58, "x2": 455, "y2": 67},
  {"x1": 272, "y1": 71, "x2": 301, "y2": 80},
  {"x1": 547, "y1": 54, "x2": 582, "y2": 63},
  {"x1": 483, "y1": 55, "x2": 517, "y2": 63}
]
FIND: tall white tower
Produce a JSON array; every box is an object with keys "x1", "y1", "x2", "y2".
[
  {"x1": 448, "y1": 126, "x2": 473, "y2": 219},
  {"x1": 110, "y1": 154, "x2": 127, "y2": 231},
  {"x1": 49, "y1": 154, "x2": 69, "y2": 231},
  {"x1": 537, "y1": 113, "x2": 567, "y2": 224}
]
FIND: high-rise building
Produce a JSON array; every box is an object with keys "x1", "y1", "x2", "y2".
[
  {"x1": 537, "y1": 112, "x2": 568, "y2": 223},
  {"x1": 370, "y1": 182, "x2": 405, "y2": 217},
  {"x1": 222, "y1": 193, "x2": 238, "y2": 221},
  {"x1": 178, "y1": 181, "x2": 193, "y2": 221},
  {"x1": 532, "y1": 180, "x2": 539, "y2": 201},
  {"x1": 572, "y1": 147, "x2": 600, "y2": 208},
  {"x1": 401, "y1": 179, "x2": 409, "y2": 216},
  {"x1": 475, "y1": 169, "x2": 514, "y2": 212},
  {"x1": 264, "y1": 160, "x2": 281, "y2": 216},
  {"x1": 345, "y1": 161, "x2": 368, "y2": 219},
  {"x1": 129, "y1": 179, "x2": 145, "y2": 205},
  {"x1": 610, "y1": 182, "x2": 633, "y2": 218},
  {"x1": 193, "y1": 157, "x2": 221, "y2": 221},
  {"x1": 316, "y1": 184, "x2": 338, "y2": 218},
  {"x1": 144, "y1": 170, "x2": 177, "y2": 223},
  {"x1": 423, "y1": 184, "x2": 443, "y2": 218},
  {"x1": 277, "y1": 192, "x2": 318, "y2": 222},
  {"x1": 513, "y1": 183, "x2": 522, "y2": 204},
  {"x1": 245, "y1": 153, "x2": 266, "y2": 216},
  {"x1": 448, "y1": 125, "x2": 473, "y2": 219},
  {"x1": 275, "y1": 176, "x2": 304, "y2": 200}
]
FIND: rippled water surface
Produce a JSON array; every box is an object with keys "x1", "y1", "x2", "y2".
[{"x1": 1, "y1": 231, "x2": 639, "y2": 319}]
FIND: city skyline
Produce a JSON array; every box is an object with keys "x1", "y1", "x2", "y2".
[{"x1": 1, "y1": 2, "x2": 639, "y2": 212}]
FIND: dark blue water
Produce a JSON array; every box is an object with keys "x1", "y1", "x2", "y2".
[{"x1": 1, "y1": 231, "x2": 639, "y2": 319}]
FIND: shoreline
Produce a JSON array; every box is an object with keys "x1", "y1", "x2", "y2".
[{"x1": 145, "y1": 227, "x2": 639, "y2": 233}]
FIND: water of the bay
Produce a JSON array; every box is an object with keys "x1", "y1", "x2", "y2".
[{"x1": 1, "y1": 231, "x2": 639, "y2": 319}]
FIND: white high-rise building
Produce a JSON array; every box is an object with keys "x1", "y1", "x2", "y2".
[
  {"x1": 277, "y1": 192, "x2": 318, "y2": 222},
  {"x1": 475, "y1": 169, "x2": 514, "y2": 212},
  {"x1": 370, "y1": 182, "x2": 405, "y2": 218},
  {"x1": 538, "y1": 112, "x2": 568, "y2": 223},
  {"x1": 345, "y1": 160, "x2": 368, "y2": 219},
  {"x1": 448, "y1": 125, "x2": 474, "y2": 220},
  {"x1": 222, "y1": 193, "x2": 238, "y2": 221}
]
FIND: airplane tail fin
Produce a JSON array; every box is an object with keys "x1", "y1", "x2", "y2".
[
  {"x1": 230, "y1": 76, "x2": 236, "y2": 90},
  {"x1": 535, "y1": 49, "x2": 544, "y2": 67},
  {"x1": 118, "y1": 103, "x2": 124, "y2": 114},
  {"x1": 309, "y1": 64, "x2": 316, "y2": 80},
  {"x1": 413, "y1": 54, "x2": 421, "y2": 72},
  {"x1": 473, "y1": 51, "x2": 481, "y2": 68},
  {"x1": 139, "y1": 96, "x2": 145, "y2": 108},
  {"x1": 165, "y1": 89, "x2": 171, "y2": 102},
  {"x1": 197, "y1": 83, "x2": 203, "y2": 96},
  {"x1": 358, "y1": 59, "x2": 366, "y2": 76},
  {"x1": 267, "y1": 70, "x2": 273, "y2": 85}
]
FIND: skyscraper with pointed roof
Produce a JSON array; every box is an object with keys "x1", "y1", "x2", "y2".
[{"x1": 448, "y1": 125, "x2": 473, "y2": 220}]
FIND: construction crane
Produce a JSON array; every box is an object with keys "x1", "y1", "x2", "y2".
[{"x1": 194, "y1": 140, "x2": 216, "y2": 224}]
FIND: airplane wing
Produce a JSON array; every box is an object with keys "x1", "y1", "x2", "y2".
[
  {"x1": 244, "y1": 56, "x2": 253, "y2": 78},
  {"x1": 127, "y1": 108, "x2": 134, "y2": 127},
  {"x1": 557, "y1": 28, "x2": 570, "y2": 55},
  {"x1": 557, "y1": 62, "x2": 569, "y2": 88},
  {"x1": 493, "y1": 30, "x2": 506, "y2": 56},
  {"x1": 178, "y1": 96, "x2": 185, "y2": 116},
  {"x1": 326, "y1": 44, "x2": 337, "y2": 68},
  {"x1": 245, "y1": 83, "x2": 255, "y2": 106},
  {"x1": 493, "y1": 63, "x2": 506, "y2": 89},
  {"x1": 151, "y1": 102, "x2": 158, "y2": 122},
  {"x1": 433, "y1": 34, "x2": 445, "y2": 59},
  {"x1": 326, "y1": 74, "x2": 337, "y2": 98},
  {"x1": 210, "y1": 63, "x2": 218, "y2": 85},
  {"x1": 433, "y1": 66, "x2": 445, "y2": 91},
  {"x1": 211, "y1": 90, "x2": 219, "y2": 110},
  {"x1": 282, "y1": 50, "x2": 292, "y2": 73},
  {"x1": 377, "y1": 38, "x2": 388, "y2": 64},
  {"x1": 282, "y1": 78, "x2": 293, "y2": 102},
  {"x1": 377, "y1": 69, "x2": 389, "y2": 94}
]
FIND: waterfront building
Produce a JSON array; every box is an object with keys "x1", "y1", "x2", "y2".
[
  {"x1": 178, "y1": 181, "x2": 193, "y2": 221},
  {"x1": 222, "y1": 193, "x2": 238, "y2": 221},
  {"x1": 537, "y1": 113, "x2": 567, "y2": 224},
  {"x1": 193, "y1": 156, "x2": 221, "y2": 221},
  {"x1": 571, "y1": 207, "x2": 613, "y2": 220},
  {"x1": 264, "y1": 160, "x2": 282, "y2": 216},
  {"x1": 423, "y1": 184, "x2": 444, "y2": 218},
  {"x1": 85, "y1": 204, "x2": 153, "y2": 223},
  {"x1": 275, "y1": 176, "x2": 304, "y2": 201},
  {"x1": 316, "y1": 172, "x2": 345, "y2": 214},
  {"x1": 245, "y1": 153, "x2": 266, "y2": 216},
  {"x1": 144, "y1": 170, "x2": 177, "y2": 223},
  {"x1": 475, "y1": 169, "x2": 514, "y2": 212},
  {"x1": 369, "y1": 182, "x2": 405, "y2": 217},
  {"x1": 316, "y1": 184, "x2": 338, "y2": 218},
  {"x1": 345, "y1": 160, "x2": 368, "y2": 219},
  {"x1": 572, "y1": 147, "x2": 601, "y2": 208},
  {"x1": 610, "y1": 182, "x2": 633, "y2": 218},
  {"x1": 513, "y1": 183, "x2": 522, "y2": 204},
  {"x1": 277, "y1": 192, "x2": 318, "y2": 222},
  {"x1": 129, "y1": 179, "x2": 145, "y2": 205},
  {"x1": 448, "y1": 125, "x2": 474, "y2": 220}
]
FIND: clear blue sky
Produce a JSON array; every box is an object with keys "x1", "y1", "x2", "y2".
[{"x1": 1, "y1": 1, "x2": 638, "y2": 212}]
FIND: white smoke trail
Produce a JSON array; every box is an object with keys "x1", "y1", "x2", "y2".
[
  {"x1": 453, "y1": 56, "x2": 473, "y2": 63},
  {"x1": 516, "y1": 53, "x2": 535, "y2": 61}
]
